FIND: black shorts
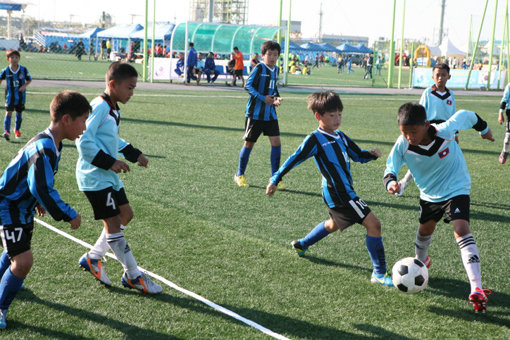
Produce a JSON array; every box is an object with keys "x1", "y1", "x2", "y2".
[
  {"x1": 419, "y1": 195, "x2": 470, "y2": 224},
  {"x1": 328, "y1": 197, "x2": 371, "y2": 231},
  {"x1": 244, "y1": 118, "x2": 280, "y2": 142},
  {"x1": 234, "y1": 69, "x2": 243, "y2": 77},
  {"x1": 84, "y1": 187, "x2": 129, "y2": 220},
  {"x1": 0, "y1": 221, "x2": 34, "y2": 258},
  {"x1": 5, "y1": 104, "x2": 25, "y2": 112}
]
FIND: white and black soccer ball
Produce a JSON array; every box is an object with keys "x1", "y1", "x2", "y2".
[{"x1": 392, "y1": 257, "x2": 429, "y2": 293}]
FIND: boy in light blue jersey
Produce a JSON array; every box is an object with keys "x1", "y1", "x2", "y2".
[
  {"x1": 234, "y1": 40, "x2": 283, "y2": 188},
  {"x1": 76, "y1": 62, "x2": 161, "y2": 294},
  {"x1": 267, "y1": 91, "x2": 393, "y2": 287},
  {"x1": 384, "y1": 103, "x2": 494, "y2": 312},
  {"x1": 497, "y1": 82, "x2": 510, "y2": 163},
  {"x1": 0, "y1": 90, "x2": 89, "y2": 329},
  {"x1": 397, "y1": 63, "x2": 456, "y2": 196}
]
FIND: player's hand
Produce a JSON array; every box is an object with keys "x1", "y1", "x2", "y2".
[
  {"x1": 137, "y1": 154, "x2": 149, "y2": 168},
  {"x1": 18, "y1": 85, "x2": 26, "y2": 93},
  {"x1": 481, "y1": 129, "x2": 495, "y2": 142},
  {"x1": 273, "y1": 96, "x2": 282, "y2": 107},
  {"x1": 70, "y1": 214, "x2": 81, "y2": 230},
  {"x1": 498, "y1": 113, "x2": 504, "y2": 125},
  {"x1": 266, "y1": 183, "x2": 277, "y2": 196},
  {"x1": 387, "y1": 181, "x2": 401, "y2": 195},
  {"x1": 264, "y1": 95, "x2": 275, "y2": 105},
  {"x1": 111, "y1": 160, "x2": 130, "y2": 173},
  {"x1": 370, "y1": 147, "x2": 382, "y2": 158},
  {"x1": 35, "y1": 204, "x2": 46, "y2": 217}
]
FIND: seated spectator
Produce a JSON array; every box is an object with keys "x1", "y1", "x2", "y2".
[
  {"x1": 195, "y1": 53, "x2": 205, "y2": 85},
  {"x1": 174, "y1": 53, "x2": 184, "y2": 77},
  {"x1": 204, "y1": 52, "x2": 220, "y2": 85}
]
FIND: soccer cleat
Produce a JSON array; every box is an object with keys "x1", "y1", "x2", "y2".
[
  {"x1": 276, "y1": 181, "x2": 286, "y2": 190},
  {"x1": 499, "y1": 151, "x2": 508, "y2": 164},
  {"x1": 14, "y1": 130, "x2": 21, "y2": 139},
  {"x1": 291, "y1": 240, "x2": 308, "y2": 257},
  {"x1": 234, "y1": 174, "x2": 249, "y2": 187},
  {"x1": 469, "y1": 287, "x2": 491, "y2": 313},
  {"x1": 78, "y1": 253, "x2": 112, "y2": 287},
  {"x1": 0, "y1": 309, "x2": 6, "y2": 329},
  {"x1": 2, "y1": 131, "x2": 10, "y2": 141},
  {"x1": 121, "y1": 272, "x2": 162, "y2": 294},
  {"x1": 371, "y1": 271, "x2": 394, "y2": 287},
  {"x1": 416, "y1": 255, "x2": 431, "y2": 269},
  {"x1": 395, "y1": 180, "x2": 408, "y2": 197}
]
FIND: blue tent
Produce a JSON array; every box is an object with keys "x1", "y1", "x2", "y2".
[
  {"x1": 355, "y1": 44, "x2": 373, "y2": 53},
  {"x1": 129, "y1": 23, "x2": 175, "y2": 43},
  {"x1": 78, "y1": 27, "x2": 104, "y2": 38},
  {"x1": 96, "y1": 24, "x2": 143, "y2": 40},
  {"x1": 281, "y1": 40, "x2": 305, "y2": 52},
  {"x1": 337, "y1": 43, "x2": 359, "y2": 53},
  {"x1": 300, "y1": 42, "x2": 322, "y2": 51},
  {"x1": 317, "y1": 42, "x2": 338, "y2": 52}
]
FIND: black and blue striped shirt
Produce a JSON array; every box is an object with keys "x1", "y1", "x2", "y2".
[
  {"x1": 0, "y1": 129, "x2": 77, "y2": 225},
  {"x1": 271, "y1": 128, "x2": 377, "y2": 208},
  {"x1": 0, "y1": 65, "x2": 31, "y2": 106},
  {"x1": 245, "y1": 62, "x2": 279, "y2": 121}
]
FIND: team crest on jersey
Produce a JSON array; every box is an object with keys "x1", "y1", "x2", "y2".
[
  {"x1": 446, "y1": 99, "x2": 452, "y2": 105},
  {"x1": 438, "y1": 147, "x2": 449, "y2": 159}
]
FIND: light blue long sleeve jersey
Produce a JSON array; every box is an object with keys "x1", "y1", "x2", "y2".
[
  {"x1": 384, "y1": 110, "x2": 489, "y2": 202},
  {"x1": 76, "y1": 94, "x2": 140, "y2": 192},
  {"x1": 499, "y1": 83, "x2": 510, "y2": 111},
  {"x1": 419, "y1": 85, "x2": 456, "y2": 122}
]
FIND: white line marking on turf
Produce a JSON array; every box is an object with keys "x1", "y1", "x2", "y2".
[{"x1": 34, "y1": 218, "x2": 291, "y2": 340}]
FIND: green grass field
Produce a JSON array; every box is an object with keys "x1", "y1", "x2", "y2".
[
  {"x1": 0, "y1": 85, "x2": 509, "y2": 339},
  {"x1": 21, "y1": 51, "x2": 407, "y2": 88}
]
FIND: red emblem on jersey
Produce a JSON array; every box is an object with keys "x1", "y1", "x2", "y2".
[
  {"x1": 438, "y1": 147, "x2": 449, "y2": 159},
  {"x1": 446, "y1": 99, "x2": 452, "y2": 105}
]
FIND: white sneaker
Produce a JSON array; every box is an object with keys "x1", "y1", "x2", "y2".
[
  {"x1": 78, "y1": 253, "x2": 112, "y2": 286},
  {"x1": 121, "y1": 272, "x2": 162, "y2": 294}
]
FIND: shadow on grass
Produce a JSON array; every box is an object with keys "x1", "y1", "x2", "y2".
[
  {"x1": 16, "y1": 289, "x2": 179, "y2": 339},
  {"x1": 354, "y1": 324, "x2": 417, "y2": 340}
]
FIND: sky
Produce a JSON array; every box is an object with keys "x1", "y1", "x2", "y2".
[{"x1": 14, "y1": 0, "x2": 510, "y2": 51}]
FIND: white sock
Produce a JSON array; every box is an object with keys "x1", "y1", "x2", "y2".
[
  {"x1": 106, "y1": 232, "x2": 141, "y2": 279},
  {"x1": 414, "y1": 232, "x2": 432, "y2": 262},
  {"x1": 89, "y1": 228, "x2": 109, "y2": 260},
  {"x1": 400, "y1": 169, "x2": 413, "y2": 187},
  {"x1": 503, "y1": 133, "x2": 510, "y2": 153},
  {"x1": 456, "y1": 233, "x2": 482, "y2": 293}
]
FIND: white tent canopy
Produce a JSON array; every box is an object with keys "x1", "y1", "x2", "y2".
[{"x1": 429, "y1": 39, "x2": 466, "y2": 57}]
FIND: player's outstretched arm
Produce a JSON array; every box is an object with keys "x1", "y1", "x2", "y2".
[
  {"x1": 369, "y1": 147, "x2": 382, "y2": 158},
  {"x1": 498, "y1": 112, "x2": 504, "y2": 125},
  {"x1": 266, "y1": 183, "x2": 277, "y2": 196},
  {"x1": 70, "y1": 214, "x2": 81, "y2": 230},
  {"x1": 481, "y1": 129, "x2": 494, "y2": 142},
  {"x1": 137, "y1": 154, "x2": 149, "y2": 168}
]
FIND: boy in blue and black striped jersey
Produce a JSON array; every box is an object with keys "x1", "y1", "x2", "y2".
[
  {"x1": 267, "y1": 91, "x2": 393, "y2": 287},
  {"x1": 397, "y1": 63, "x2": 456, "y2": 196},
  {"x1": 234, "y1": 40, "x2": 284, "y2": 188},
  {"x1": 0, "y1": 91, "x2": 90, "y2": 329},
  {"x1": 0, "y1": 50, "x2": 32, "y2": 141},
  {"x1": 384, "y1": 103, "x2": 494, "y2": 312}
]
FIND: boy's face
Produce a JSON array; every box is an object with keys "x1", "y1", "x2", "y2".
[
  {"x1": 65, "y1": 112, "x2": 89, "y2": 141},
  {"x1": 316, "y1": 110, "x2": 342, "y2": 133},
  {"x1": 399, "y1": 122, "x2": 430, "y2": 146},
  {"x1": 8, "y1": 55, "x2": 20, "y2": 66},
  {"x1": 111, "y1": 76, "x2": 137, "y2": 104},
  {"x1": 432, "y1": 68, "x2": 450, "y2": 89},
  {"x1": 262, "y1": 49, "x2": 280, "y2": 67}
]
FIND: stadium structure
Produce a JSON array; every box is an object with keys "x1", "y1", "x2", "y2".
[{"x1": 190, "y1": 0, "x2": 248, "y2": 25}]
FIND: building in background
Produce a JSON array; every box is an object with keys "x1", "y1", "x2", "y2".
[{"x1": 190, "y1": 0, "x2": 248, "y2": 24}]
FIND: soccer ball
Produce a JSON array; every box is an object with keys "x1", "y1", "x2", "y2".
[{"x1": 392, "y1": 257, "x2": 429, "y2": 293}]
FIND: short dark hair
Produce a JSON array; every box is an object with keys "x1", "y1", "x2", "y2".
[
  {"x1": 307, "y1": 91, "x2": 343, "y2": 115},
  {"x1": 261, "y1": 40, "x2": 281, "y2": 55},
  {"x1": 189, "y1": 42, "x2": 194, "y2": 47},
  {"x1": 397, "y1": 102, "x2": 427, "y2": 126},
  {"x1": 6, "y1": 50, "x2": 20, "y2": 59},
  {"x1": 106, "y1": 62, "x2": 138, "y2": 83},
  {"x1": 233, "y1": 46, "x2": 239, "y2": 51},
  {"x1": 50, "y1": 91, "x2": 91, "y2": 122},
  {"x1": 433, "y1": 62, "x2": 450, "y2": 74}
]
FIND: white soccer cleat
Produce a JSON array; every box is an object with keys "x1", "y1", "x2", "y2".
[
  {"x1": 121, "y1": 272, "x2": 162, "y2": 294},
  {"x1": 78, "y1": 253, "x2": 112, "y2": 287}
]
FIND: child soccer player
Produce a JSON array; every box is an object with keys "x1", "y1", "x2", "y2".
[
  {"x1": 266, "y1": 91, "x2": 393, "y2": 287},
  {"x1": 497, "y1": 82, "x2": 510, "y2": 164},
  {"x1": 396, "y1": 63, "x2": 456, "y2": 196},
  {"x1": 384, "y1": 103, "x2": 494, "y2": 312},
  {"x1": 0, "y1": 50, "x2": 32, "y2": 140},
  {"x1": 76, "y1": 62, "x2": 162, "y2": 294},
  {"x1": 234, "y1": 40, "x2": 284, "y2": 188},
  {"x1": 0, "y1": 90, "x2": 88, "y2": 329}
]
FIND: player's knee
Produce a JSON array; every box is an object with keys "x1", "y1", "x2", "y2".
[
  {"x1": 364, "y1": 216, "x2": 382, "y2": 236},
  {"x1": 11, "y1": 252, "x2": 33, "y2": 277},
  {"x1": 324, "y1": 219, "x2": 339, "y2": 232}
]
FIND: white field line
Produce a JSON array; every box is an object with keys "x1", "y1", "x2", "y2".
[{"x1": 34, "y1": 218, "x2": 291, "y2": 340}]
